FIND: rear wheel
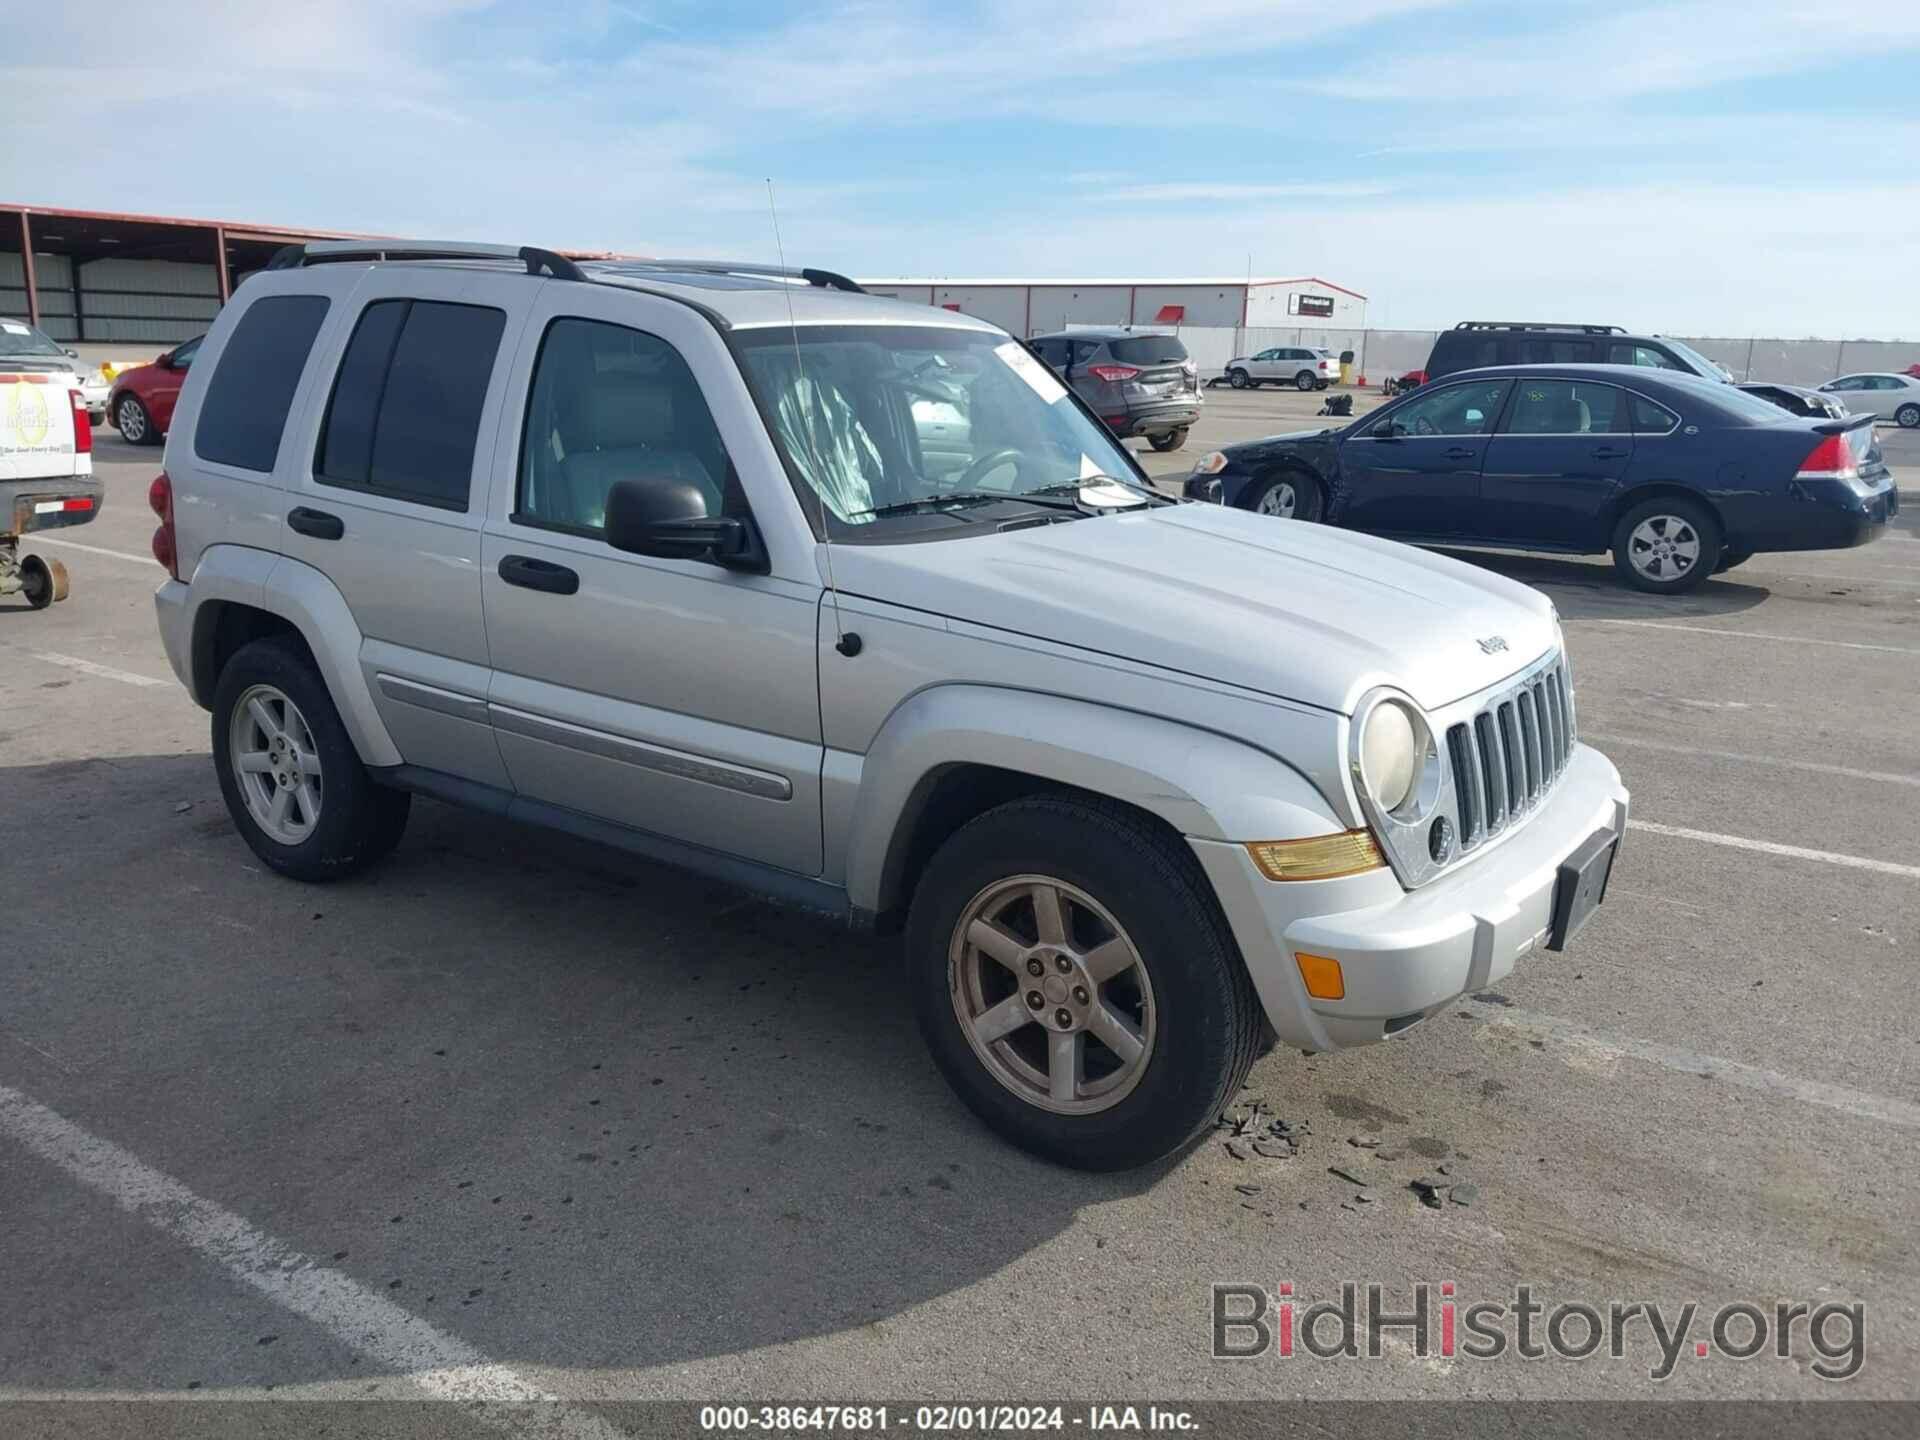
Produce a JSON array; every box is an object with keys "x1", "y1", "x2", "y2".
[
  {"x1": 1242, "y1": 470, "x2": 1322, "y2": 522},
  {"x1": 212, "y1": 637, "x2": 411, "y2": 881},
  {"x1": 1228, "y1": 368, "x2": 1252, "y2": 390},
  {"x1": 907, "y1": 796, "x2": 1262, "y2": 1171},
  {"x1": 1148, "y1": 428, "x2": 1188, "y2": 453},
  {"x1": 1294, "y1": 371, "x2": 1316, "y2": 391},
  {"x1": 1612, "y1": 497, "x2": 1721, "y2": 594},
  {"x1": 115, "y1": 393, "x2": 156, "y2": 445},
  {"x1": 1897, "y1": 403, "x2": 1919, "y2": 429}
]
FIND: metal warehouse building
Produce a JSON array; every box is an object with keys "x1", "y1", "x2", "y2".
[{"x1": 859, "y1": 276, "x2": 1368, "y2": 339}]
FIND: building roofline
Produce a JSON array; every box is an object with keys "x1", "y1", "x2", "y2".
[{"x1": 861, "y1": 275, "x2": 1367, "y2": 300}]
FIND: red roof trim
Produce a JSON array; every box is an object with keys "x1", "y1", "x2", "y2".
[{"x1": 1246, "y1": 276, "x2": 1368, "y2": 301}]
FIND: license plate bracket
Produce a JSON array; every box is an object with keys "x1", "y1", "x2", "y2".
[{"x1": 1547, "y1": 829, "x2": 1617, "y2": 951}]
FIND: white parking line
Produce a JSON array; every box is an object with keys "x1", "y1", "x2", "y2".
[
  {"x1": 1462, "y1": 1001, "x2": 1920, "y2": 1130},
  {"x1": 19, "y1": 650, "x2": 170, "y2": 689},
  {"x1": 27, "y1": 535, "x2": 154, "y2": 567},
  {"x1": 0, "y1": 1083, "x2": 629, "y2": 1433},
  {"x1": 1584, "y1": 617, "x2": 1920, "y2": 656},
  {"x1": 1587, "y1": 732, "x2": 1920, "y2": 789},
  {"x1": 1627, "y1": 818, "x2": 1920, "y2": 880}
]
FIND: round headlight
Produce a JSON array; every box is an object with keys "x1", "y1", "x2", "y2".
[{"x1": 1359, "y1": 699, "x2": 1421, "y2": 813}]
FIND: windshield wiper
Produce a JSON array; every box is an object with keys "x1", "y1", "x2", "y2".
[
  {"x1": 1032, "y1": 474, "x2": 1177, "y2": 506},
  {"x1": 850, "y1": 490, "x2": 1084, "y2": 520}
]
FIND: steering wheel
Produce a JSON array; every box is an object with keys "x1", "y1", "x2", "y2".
[
  {"x1": 1413, "y1": 415, "x2": 1440, "y2": 437},
  {"x1": 953, "y1": 448, "x2": 1025, "y2": 491}
]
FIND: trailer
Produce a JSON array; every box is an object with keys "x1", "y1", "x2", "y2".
[{"x1": 2, "y1": 373, "x2": 102, "y2": 608}]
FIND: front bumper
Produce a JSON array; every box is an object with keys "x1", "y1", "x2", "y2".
[{"x1": 1190, "y1": 743, "x2": 1629, "y2": 1051}]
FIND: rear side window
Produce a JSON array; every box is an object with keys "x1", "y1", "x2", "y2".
[
  {"x1": 316, "y1": 299, "x2": 506, "y2": 511},
  {"x1": 1517, "y1": 337, "x2": 1596, "y2": 364},
  {"x1": 1108, "y1": 335, "x2": 1189, "y2": 365},
  {"x1": 1502, "y1": 380, "x2": 1626, "y2": 434},
  {"x1": 195, "y1": 295, "x2": 330, "y2": 472},
  {"x1": 1630, "y1": 395, "x2": 1680, "y2": 434}
]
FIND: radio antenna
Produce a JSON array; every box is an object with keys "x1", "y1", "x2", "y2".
[{"x1": 766, "y1": 178, "x2": 858, "y2": 657}]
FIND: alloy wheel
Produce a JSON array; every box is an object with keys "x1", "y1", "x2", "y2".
[
  {"x1": 118, "y1": 397, "x2": 146, "y2": 442},
  {"x1": 229, "y1": 684, "x2": 323, "y2": 844},
  {"x1": 948, "y1": 874, "x2": 1156, "y2": 1115},
  {"x1": 1255, "y1": 481, "x2": 1298, "y2": 518},
  {"x1": 1628, "y1": 514, "x2": 1701, "y2": 582}
]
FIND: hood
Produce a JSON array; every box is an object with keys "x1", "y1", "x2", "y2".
[{"x1": 832, "y1": 504, "x2": 1557, "y2": 715}]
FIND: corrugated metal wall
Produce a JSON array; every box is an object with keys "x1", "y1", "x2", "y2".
[{"x1": 0, "y1": 253, "x2": 221, "y2": 343}]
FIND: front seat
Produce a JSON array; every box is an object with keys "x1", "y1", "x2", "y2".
[{"x1": 558, "y1": 384, "x2": 721, "y2": 530}]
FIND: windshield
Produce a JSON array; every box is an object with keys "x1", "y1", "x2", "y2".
[
  {"x1": 734, "y1": 324, "x2": 1145, "y2": 538},
  {"x1": 0, "y1": 318, "x2": 69, "y2": 359},
  {"x1": 1662, "y1": 337, "x2": 1733, "y2": 381}
]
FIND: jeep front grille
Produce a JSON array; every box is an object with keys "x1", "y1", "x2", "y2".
[{"x1": 1445, "y1": 657, "x2": 1576, "y2": 853}]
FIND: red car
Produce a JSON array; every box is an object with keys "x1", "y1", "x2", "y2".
[
  {"x1": 107, "y1": 335, "x2": 202, "y2": 446},
  {"x1": 1906, "y1": 363, "x2": 1920, "y2": 379}
]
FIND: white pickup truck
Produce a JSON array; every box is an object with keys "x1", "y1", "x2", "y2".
[{"x1": 2, "y1": 369, "x2": 101, "y2": 608}]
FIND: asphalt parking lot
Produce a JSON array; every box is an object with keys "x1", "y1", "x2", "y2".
[{"x1": 2, "y1": 406, "x2": 1916, "y2": 1411}]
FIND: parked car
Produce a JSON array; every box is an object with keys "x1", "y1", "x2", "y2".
[
  {"x1": 1425, "y1": 322, "x2": 1733, "y2": 386},
  {"x1": 1817, "y1": 372, "x2": 1920, "y2": 428},
  {"x1": 1186, "y1": 364, "x2": 1896, "y2": 594},
  {"x1": 1221, "y1": 344, "x2": 1340, "y2": 391},
  {"x1": 1027, "y1": 329, "x2": 1201, "y2": 451},
  {"x1": 1739, "y1": 381, "x2": 1847, "y2": 420},
  {"x1": 1, "y1": 366, "x2": 101, "y2": 608},
  {"x1": 150, "y1": 239, "x2": 1627, "y2": 1171},
  {"x1": 1, "y1": 315, "x2": 107, "y2": 422},
  {"x1": 106, "y1": 335, "x2": 203, "y2": 446}
]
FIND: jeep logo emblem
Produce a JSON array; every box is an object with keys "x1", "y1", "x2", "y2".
[{"x1": 1476, "y1": 635, "x2": 1508, "y2": 655}]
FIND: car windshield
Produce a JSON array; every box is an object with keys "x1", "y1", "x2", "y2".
[
  {"x1": 1662, "y1": 337, "x2": 1733, "y2": 381},
  {"x1": 735, "y1": 324, "x2": 1145, "y2": 539},
  {"x1": 0, "y1": 318, "x2": 69, "y2": 359},
  {"x1": 1666, "y1": 373, "x2": 1798, "y2": 424}
]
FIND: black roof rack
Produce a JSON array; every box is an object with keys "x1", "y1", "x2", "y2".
[
  {"x1": 264, "y1": 240, "x2": 588, "y2": 282},
  {"x1": 599, "y1": 259, "x2": 866, "y2": 294},
  {"x1": 1454, "y1": 321, "x2": 1626, "y2": 335}
]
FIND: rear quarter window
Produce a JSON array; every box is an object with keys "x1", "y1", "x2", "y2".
[{"x1": 194, "y1": 295, "x2": 331, "y2": 472}]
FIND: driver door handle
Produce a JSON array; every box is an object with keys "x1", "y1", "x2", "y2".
[
  {"x1": 497, "y1": 554, "x2": 579, "y2": 596},
  {"x1": 1443, "y1": 446, "x2": 1478, "y2": 460}
]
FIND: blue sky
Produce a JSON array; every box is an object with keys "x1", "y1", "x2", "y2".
[{"x1": 5, "y1": 0, "x2": 1917, "y2": 336}]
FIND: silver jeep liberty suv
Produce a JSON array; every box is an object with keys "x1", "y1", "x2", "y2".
[{"x1": 151, "y1": 240, "x2": 1628, "y2": 1170}]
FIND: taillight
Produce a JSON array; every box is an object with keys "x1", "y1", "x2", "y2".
[
  {"x1": 149, "y1": 471, "x2": 178, "y2": 579},
  {"x1": 1797, "y1": 433, "x2": 1860, "y2": 482},
  {"x1": 70, "y1": 389, "x2": 91, "y2": 454},
  {"x1": 1088, "y1": 364, "x2": 1141, "y2": 383}
]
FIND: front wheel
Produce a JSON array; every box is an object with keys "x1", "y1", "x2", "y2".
[
  {"x1": 212, "y1": 637, "x2": 411, "y2": 881},
  {"x1": 907, "y1": 796, "x2": 1263, "y2": 1171},
  {"x1": 1612, "y1": 497, "x2": 1721, "y2": 594},
  {"x1": 1294, "y1": 371, "x2": 1316, "y2": 391},
  {"x1": 115, "y1": 394, "x2": 157, "y2": 445},
  {"x1": 1242, "y1": 470, "x2": 1322, "y2": 521},
  {"x1": 1228, "y1": 369, "x2": 1251, "y2": 390},
  {"x1": 1897, "y1": 403, "x2": 1919, "y2": 429},
  {"x1": 1148, "y1": 428, "x2": 1188, "y2": 453}
]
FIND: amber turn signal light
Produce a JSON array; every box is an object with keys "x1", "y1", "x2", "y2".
[
  {"x1": 1294, "y1": 952, "x2": 1346, "y2": 1001},
  {"x1": 1244, "y1": 830, "x2": 1385, "y2": 881}
]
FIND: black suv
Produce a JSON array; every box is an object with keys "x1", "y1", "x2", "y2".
[
  {"x1": 1425, "y1": 322, "x2": 1732, "y2": 385},
  {"x1": 1029, "y1": 329, "x2": 1201, "y2": 451}
]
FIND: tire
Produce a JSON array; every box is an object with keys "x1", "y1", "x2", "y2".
[
  {"x1": 1228, "y1": 368, "x2": 1251, "y2": 390},
  {"x1": 19, "y1": 553, "x2": 64, "y2": 609},
  {"x1": 1148, "y1": 428, "x2": 1187, "y2": 453},
  {"x1": 1897, "y1": 404, "x2": 1919, "y2": 429},
  {"x1": 1715, "y1": 548, "x2": 1753, "y2": 574},
  {"x1": 1241, "y1": 469, "x2": 1322, "y2": 522},
  {"x1": 212, "y1": 636, "x2": 411, "y2": 882},
  {"x1": 115, "y1": 393, "x2": 156, "y2": 446},
  {"x1": 906, "y1": 795, "x2": 1263, "y2": 1171},
  {"x1": 1611, "y1": 496, "x2": 1721, "y2": 594},
  {"x1": 1314, "y1": 379, "x2": 1330, "y2": 391},
  {"x1": 1294, "y1": 371, "x2": 1316, "y2": 391}
]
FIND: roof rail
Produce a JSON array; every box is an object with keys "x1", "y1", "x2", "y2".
[
  {"x1": 601, "y1": 258, "x2": 867, "y2": 294},
  {"x1": 1454, "y1": 321, "x2": 1625, "y2": 335},
  {"x1": 264, "y1": 240, "x2": 588, "y2": 282}
]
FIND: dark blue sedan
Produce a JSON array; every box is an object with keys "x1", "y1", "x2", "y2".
[{"x1": 1184, "y1": 365, "x2": 1899, "y2": 592}]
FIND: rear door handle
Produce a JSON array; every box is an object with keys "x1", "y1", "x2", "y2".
[
  {"x1": 287, "y1": 507, "x2": 343, "y2": 541},
  {"x1": 1591, "y1": 446, "x2": 1630, "y2": 460},
  {"x1": 497, "y1": 554, "x2": 579, "y2": 596}
]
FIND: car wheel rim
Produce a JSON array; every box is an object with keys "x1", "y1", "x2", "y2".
[
  {"x1": 1231, "y1": 372, "x2": 1247, "y2": 388},
  {"x1": 230, "y1": 684, "x2": 323, "y2": 845},
  {"x1": 1256, "y1": 482, "x2": 1297, "y2": 518},
  {"x1": 1900, "y1": 407, "x2": 1919, "y2": 427},
  {"x1": 119, "y1": 400, "x2": 144, "y2": 440},
  {"x1": 948, "y1": 874, "x2": 1156, "y2": 1116},
  {"x1": 1628, "y1": 515, "x2": 1700, "y2": 581}
]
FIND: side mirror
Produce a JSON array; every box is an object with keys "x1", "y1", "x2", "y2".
[
  {"x1": 64, "y1": 347, "x2": 79, "y2": 358},
  {"x1": 1372, "y1": 419, "x2": 1404, "y2": 438},
  {"x1": 157, "y1": 350, "x2": 177, "y2": 369},
  {"x1": 604, "y1": 476, "x2": 766, "y2": 572}
]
